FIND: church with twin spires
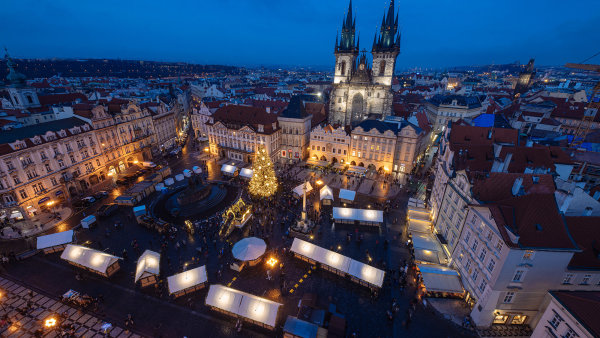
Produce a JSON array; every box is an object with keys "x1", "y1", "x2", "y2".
[{"x1": 328, "y1": 0, "x2": 401, "y2": 127}]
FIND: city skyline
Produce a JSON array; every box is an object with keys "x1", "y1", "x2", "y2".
[{"x1": 2, "y1": 0, "x2": 600, "y2": 69}]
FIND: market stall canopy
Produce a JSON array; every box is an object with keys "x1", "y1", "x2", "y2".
[
  {"x1": 232, "y1": 237, "x2": 266, "y2": 261},
  {"x1": 417, "y1": 264, "x2": 463, "y2": 293},
  {"x1": 283, "y1": 316, "x2": 319, "y2": 338},
  {"x1": 239, "y1": 168, "x2": 253, "y2": 179},
  {"x1": 133, "y1": 205, "x2": 147, "y2": 217},
  {"x1": 60, "y1": 245, "x2": 120, "y2": 274},
  {"x1": 36, "y1": 230, "x2": 73, "y2": 250},
  {"x1": 167, "y1": 266, "x2": 207, "y2": 295},
  {"x1": 319, "y1": 185, "x2": 334, "y2": 201},
  {"x1": 414, "y1": 248, "x2": 442, "y2": 265},
  {"x1": 293, "y1": 182, "x2": 313, "y2": 196},
  {"x1": 338, "y1": 189, "x2": 356, "y2": 202},
  {"x1": 408, "y1": 209, "x2": 430, "y2": 221},
  {"x1": 332, "y1": 207, "x2": 383, "y2": 224},
  {"x1": 411, "y1": 232, "x2": 442, "y2": 251},
  {"x1": 164, "y1": 177, "x2": 175, "y2": 186},
  {"x1": 155, "y1": 183, "x2": 165, "y2": 192},
  {"x1": 193, "y1": 166, "x2": 202, "y2": 174},
  {"x1": 205, "y1": 284, "x2": 281, "y2": 328},
  {"x1": 290, "y1": 238, "x2": 384, "y2": 288},
  {"x1": 347, "y1": 259, "x2": 385, "y2": 288},
  {"x1": 135, "y1": 250, "x2": 161, "y2": 283},
  {"x1": 221, "y1": 164, "x2": 237, "y2": 175},
  {"x1": 407, "y1": 218, "x2": 431, "y2": 233},
  {"x1": 183, "y1": 169, "x2": 192, "y2": 177},
  {"x1": 175, "y1": 174, "x2": 185, "y2": 181}
]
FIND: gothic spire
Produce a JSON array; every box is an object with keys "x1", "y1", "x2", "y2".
[
  {"x1": 4, "y1": 47, "x2": 26, "y2": 87},
  {"x1": 337, "y1": 0, "x2": 358, "y2": 53}
]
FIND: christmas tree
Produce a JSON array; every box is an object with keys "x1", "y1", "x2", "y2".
[{"x1": 248, "y1": 145, "x2": 278, "y2": 198}]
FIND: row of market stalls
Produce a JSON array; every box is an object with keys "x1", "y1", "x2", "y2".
[
  {"x1": 406, "y1": 198, "x2": 464, "y2": 297},
  {"x1": 292, "y1": 182, "x2": 356, "y2": 207},
  {"x1": 290, "y1": 238, "x2": 385, "y2": 291}
]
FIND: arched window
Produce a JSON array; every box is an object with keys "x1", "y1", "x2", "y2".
[
  {"x1": 340, "y1": 61, "x2": 346, "y2": 76},
  {"x1": 26, "y1": 95, "x2": 33, "y2": 104},
  {"x1": 379, "y1": 61, "x2": 386, "y2": 76}
]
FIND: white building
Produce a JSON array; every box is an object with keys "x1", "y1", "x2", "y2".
[{"x1": 531, "y1": 291, "x2": 599, "y2": 338}]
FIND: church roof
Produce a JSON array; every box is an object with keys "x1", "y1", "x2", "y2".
[
  {"x1": 354, "y1": 119, "x2": 398, "y2": 134},
  {"x1": 279, "y1": 96, "x2": 309, "y2": 119}
]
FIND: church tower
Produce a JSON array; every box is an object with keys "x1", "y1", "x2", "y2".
[
  {"x1": 4, "y1": 48, "x2": 40, "y2": 109},
  {"x1": 513, "y1": 58, "x2": 535, "y2": 99},
  {"x1": 372, "y1": 0, "x2": 401, "y2": 87},
  {"x1": 333, "y1": 0, "x2": 359, "y2": 84}
]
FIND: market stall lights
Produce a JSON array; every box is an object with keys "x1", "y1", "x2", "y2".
[
  {"x1": 266, "y1": 257, "x2": 278, "y2": 267},
  {"x1": 91, "y1": 254, "x2": 105, "y2": 267},
  {"x1": 69, "y1": 247, "x2": 83, "y2": 259},
  {"x1": 217, "y1": 291, "x2": 231, "y2": 305}
]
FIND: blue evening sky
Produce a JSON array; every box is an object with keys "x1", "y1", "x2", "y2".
[{"x1": 1, "y1": 0, "x2": 599, "y2": 69}]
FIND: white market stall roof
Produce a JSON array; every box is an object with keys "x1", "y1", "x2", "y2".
[
  {"x1": 155, "y1": 183, "x2": 165, "y2": 192},
  {"x1": 183, "y1": 169, "x2": 192, "y2": 177},
  {"x1": 319, "y1": 185, "x2": 334, "y2": 201},
  {"x1": 135, "y1": 250, "x2": 161, "y2": 282},
  {"x1": 290, "y1": 238, "x2": 384, "y2": 288},
  {"x1": 221, "y1": 164, "x2": 237, "y2": 175},
  {"x1": 60, "y1": 245, "x2": 120, "y2": 274},
  {"x1": 411, "y1": 232, "x2": 442, "y2": 251},
  {"x1": 239, "y1": 168, "x2": 253, "y2": 179},
  {"x1": 407, "y1": 218, "x2": 431, "y2": 233},
  {"x1": 414, "y1": 248, "x2": 441, "y2": 264},
  {"x1": 417, "y1": 264, "x2": 463, "y2": 293},
  {"x1": 167, "y1": 266, "x2": 207, "y2": 295},
  {"x1": 408, "y1": 209, "x2": 430, "y2": 221},
  {"x1": 347, "y1": 259, "x2": 385, "y2": 288},
  {"x1": 193, "y1": 166, "x2": 202, "y2": 174},
  {"x1": 232, "y1": 237, "x2": 266, "y2": 261},
  {"x1": 332, "y1": 207, "x2": 383, "y2": 224},
  {"x1": 37, "y1": 230, "x2": 74, "y2": 250},
  {"x1": 205, "y1": 284, "x2": 281, "y2": 328},
  {"x1": 293, "y1": 182, "x2": 313, "y2": 196},
  {"x1": 338, "y1": 189, "x2": 356, "y2": 202},
  {"x1": 175, "y1": 174, "x2": 185, "y2": 181},
  {"x1": 164, "y1": 177, "x2": 175, "y2": 186}
]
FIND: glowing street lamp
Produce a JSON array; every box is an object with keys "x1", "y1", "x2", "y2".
[
  {"x1": 44, "y1": 317, "x2": 57, "y2": 329},
  {"x1": 266, "y1": 257, "x2": 278, "y2": 268}
]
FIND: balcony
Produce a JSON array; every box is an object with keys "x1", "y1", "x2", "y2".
[{"x1": 35, "y1": 188, "x2": 48, "y2": 196}]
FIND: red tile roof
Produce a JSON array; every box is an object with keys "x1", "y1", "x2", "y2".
[
  {"x1": 489, "y1": 194, "x2": 578, "y2": 250},
  {"x1": 449, "y1": 125, "x2": 518, "y2": 151},
  {"x1": 550, "y1": 291, "x2": 600, "y2": 337},
  {"x1": 471, "y1": 173, "x2": 555, "y2": 202},
  {"x1": 38, "y1": 93, "x2": 87, "y2": 106},
  {"x1": 564, "y1": 216, "x2": 600, "y2": 270},
  {"x1": 212, "y1": 105, "x2": 278, "y2": 134}
]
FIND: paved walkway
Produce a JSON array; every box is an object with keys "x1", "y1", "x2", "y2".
[
  {"x1": 0, "y1": 276, "x2": 140, "y2": 337},
  {"x1": 0, "y1": 207, "x2": 73, "y2": 240}
]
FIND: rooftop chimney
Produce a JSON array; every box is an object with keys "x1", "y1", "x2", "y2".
[
  {"x1": 512, "y1": 177, "x2": 523, "y2": 196},
  {"x1": 559, "y1": 193, "x2": 574, "y2": 214},
  {"x1": 502, "y1": 153, "x2": 513, "y2": 173}
]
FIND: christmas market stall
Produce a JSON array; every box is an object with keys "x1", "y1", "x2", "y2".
[
  {"x1": 135, "y1": 250, "x2": 161, "y2": 287},
  {"x1": 37, "y1": 230, "x2": 74, "y2": 254},
  {"x1": 293, "y1": 182, "x2": 313, "y2": 198},
  {"x1": 167, "y1": 265, "x2": 207, "y2": 298},
  {"x1": 239, "y1": 168, "x2": 253, "y2": 179},
  {"x1": 221, "y1": 164, "x2": 237, "y2": 176},
  {"x1": 332, "y1": 207, "x2": 383, "y2": 226},
  {"x1": 338, "y1": 189, "x2": 356, "y2": 204},
  {"x1": 416, "y1": 263, "x2": 464, "y2": 297},
  {"x1": 60, "y1": 244, "x2": 121, "y2": 277},
  {"x1": 205, "y1": 284, "x2": 282, "y2": 331},
  {"x1": 319, "y1": 185, "x2": 334, "y2": 206},
  {"x1": 347, "y1": 259, "x2": 385, "y2": 290}
]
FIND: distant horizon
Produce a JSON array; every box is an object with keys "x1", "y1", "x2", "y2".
[
  {"x1": 3, "y1": 55, "x2": 571, "y2": 73},
  {"x1": 2, "y1": 0, "x2": 599, "y2": 70}
]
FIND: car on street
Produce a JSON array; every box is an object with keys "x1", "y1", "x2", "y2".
[
  {"x1": 97, "y1": 203, "x2": 119, "y2": 217},
  {"x1": 94, "y1": 191, "x2": 109, "y2": 199},
  {"x1": 82, "y1": 196, "x2": 96, "y2": 205}
]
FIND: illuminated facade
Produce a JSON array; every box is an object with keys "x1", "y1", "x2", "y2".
[{"x1": 328, "y1": 0, "x2": 401, "y2": 126}]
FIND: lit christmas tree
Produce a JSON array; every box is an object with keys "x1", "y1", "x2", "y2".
[{"x1": 248, "y1": 145, "x2": 278, "y2": 198}]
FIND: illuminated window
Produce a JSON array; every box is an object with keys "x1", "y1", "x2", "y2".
[
  {"x1": 493, "y1": 314, "x2": 509, "y2": 324},
  {"x1": 522, "y1": 250, "x2": 534, "y2": 261},
  {"x1": 510, "y1": 315, "x2": 527, "y2": 325}
]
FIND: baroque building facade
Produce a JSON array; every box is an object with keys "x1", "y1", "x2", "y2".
[{"x1": 328, "y1": 0, "x2": 401, "y2": 126}]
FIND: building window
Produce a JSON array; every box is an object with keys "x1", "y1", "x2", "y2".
[
  {"x1": 522, "y1": 250, "x2": 535, "y2": 261},
  {"x1": 465, "y1": 231, "x2": 471, "y2": 243},
  {"x1": 493, "y1": 314, "x2": 509, "y2": 324},
  {"x1": 503, "y1": 292, "x2": 515, "y2": 303},
  {"x1": 19, "y1": 189, "x2": 27, "y2": 199},
  {"x1": 50, "y1": 177, "x2": 58, "y2": 186},
  {"x1": 478, "y1": 279, "x2": 487, "y2": 292},
  {"x1": 563, "y1": 328, "x2": 577, "y2": 338},
  {"x1": 471, "y1": 270, "x2": 478, "y2": 281},
  {"x1": 549, "y1": 313, "x2": 563, "y2": 329},
  {"x1": 581, "y1": 275, "x2": 591, "y2": 285},
  {"x1": 487, "y1": 259, "x2": 495, "y2": 273},
  {"x1": 512, "y1": 269, "x2": 525, "y2": 282},
  {"x1": 562, "y1": 274, "x2": 574, "y2": 285},
  {"x1": 471, "y1": 240, "x2": 478, "y2": 252},
  {"x1": 511, "y1": 315, "x2": 527, "y2": 325},
  {"x1": 479, "y1": 248, "x2": 486, "y2": 262},
  {"x1": 496, "y1": 240, "x2": 503, "y2": 252}
]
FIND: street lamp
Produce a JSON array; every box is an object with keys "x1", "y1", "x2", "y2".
[{"x1": 44, "y1": 317, "x2": 57, "y2": 329}]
